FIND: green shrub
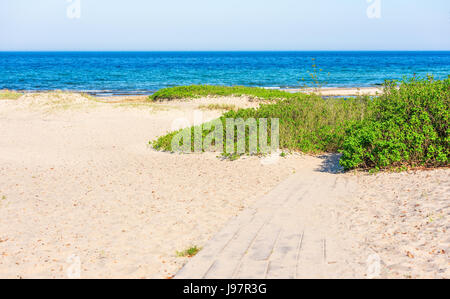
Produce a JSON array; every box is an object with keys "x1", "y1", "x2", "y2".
[{"x1": 340, "y1": 77, "x2": 449, "y2": 170}]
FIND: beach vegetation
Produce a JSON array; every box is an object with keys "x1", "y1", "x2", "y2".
[
  {"x1": 176, "y1": 246, "x2": 201, "y2": 258},
  {"x1": 152, "y1": 77, "x2": 449, "y2": 171},
  {"x1": 149, "y1": 85, "x2": 298, "y2": 101},
  {"x1": 152, "y1": 92, "x2": 368, "y2": 154},
  {"x1": 340, "y1": 76, "x2": 449, "y2": 170},
  {"x1": 300, "y1": 58, "x2": 330, "y2": 92},
  {"x1": 0, "y1": 89, "x2": 22, "y2": 100},
  {"x1": 198, "y1": 103, "x2": 237, "y2": 111}
]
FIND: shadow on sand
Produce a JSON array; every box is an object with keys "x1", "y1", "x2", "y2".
[{"x1": 316, "y1": 153, "x2": 344, "y2": 174}]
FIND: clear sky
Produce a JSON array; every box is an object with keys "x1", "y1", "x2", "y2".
[{"x1": 1, "y1": 0, "x2": 449, "y2": 51}]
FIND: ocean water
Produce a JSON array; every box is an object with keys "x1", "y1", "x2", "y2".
[{"x1": 0, "y1": 51, "x2": 449, "y2": 95}]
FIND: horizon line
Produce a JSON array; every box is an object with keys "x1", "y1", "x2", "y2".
[{"x1": 1, "y1": 50, "x2": 450, "y2": 52}]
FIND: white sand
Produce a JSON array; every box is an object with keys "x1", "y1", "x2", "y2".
[
  {"x1": 299, "y1": 167, "x2": 449, "y2": 279},
  {"x1": 344, "y1": 169, "x2": 449, "y2": 278},
  {"x1": 0, "y1": 93, "x2": 448, "y2": 279},
  {"x1": 0, "y1": 93, "x2": 305, "y2": 278}
]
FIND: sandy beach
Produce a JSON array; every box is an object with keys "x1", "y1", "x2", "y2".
[
  {"x1": 1, "y1": 0, "x2": 448, "y2": 284},
  {"x1": 14, "y1": 86, "x2": 383, "y2": 98},
  {"x1": 0, "y1": 93, "x2": 448, "y2": 279},
  {"x1": 0, "y1": 93, "x2": 306, "y2": 278},
  {"x1": 345, "y1": 169, "x2": 449, "y2": 278}
]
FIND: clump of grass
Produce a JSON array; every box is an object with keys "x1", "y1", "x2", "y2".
[
  {"x1": 176, "y1": 246, "x2": 201, "y2": 258},
  {"x1": 198, "y1": 103, "x2": 237, "y2": 111},
  {"x1": 149, "y1": 85, "x2": 299, "y2": 101},
  {"x1": 113, "y1": 102, "x2": 170, "y2": 111},
  {"x1": 300, "y1": 58, "x2": 330, "y2": 92},
  {"x1": 0, "y1": 90, "x2": 22, "y2": 100},
  {"x1": 21, "y1": 91, "x2": 100, "y2": 112},
  {"x1": 80, "y1": 93, "x2": 98, "y2": 101}
]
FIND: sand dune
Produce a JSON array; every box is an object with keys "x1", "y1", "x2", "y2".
[
  {"x1": 0, "y1": 93, "x2": 305, "y2": 278},
  {"x1": 0, "y1": 93, "x2": 447, "y2": 279}
]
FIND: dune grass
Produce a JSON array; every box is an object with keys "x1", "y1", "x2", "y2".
[
  {"x1": 151, "y1": 78, "x2": 449, "y2": 171},
  {"x1": 152, "y1": 92, "x2": 369, "y2": 154},
  {"x1": 0, "y1": 90, "x2": 22, "y2": 100},
  {"x1": 198, "y1": 103, "x2": 237, "y2": 111},
  {"x1": 149, "y1": 85, "x2": 299, "y2": 101}
]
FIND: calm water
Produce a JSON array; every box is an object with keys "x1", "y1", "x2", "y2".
[{"x1": 0, "y1": 51, "x2": 449, "y2": 95}]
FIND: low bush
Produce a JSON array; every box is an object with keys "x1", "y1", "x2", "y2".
[{"x1": 340, "y1": 77, "x2": 449, "y2": 170}]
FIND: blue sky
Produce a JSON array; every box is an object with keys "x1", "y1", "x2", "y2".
[{"x1": 1, "y1": 0, "x2": 449, "y2": 51}]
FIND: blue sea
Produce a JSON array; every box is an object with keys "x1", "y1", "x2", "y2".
[{"x1": 0, "y1": 51, "x2": 449, "y2": 96}]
